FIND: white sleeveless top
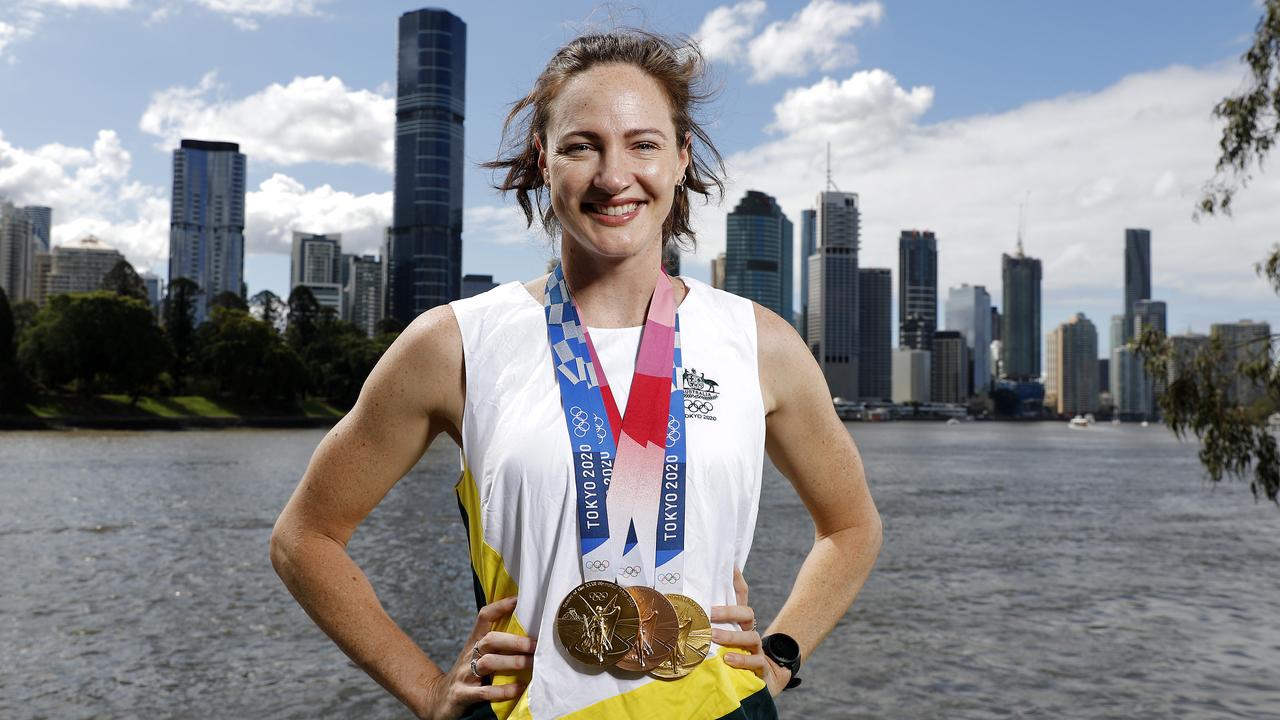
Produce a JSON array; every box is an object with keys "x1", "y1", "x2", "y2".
[{"x1": 449, "y1": 276, "x2": 770, "y2": 720}]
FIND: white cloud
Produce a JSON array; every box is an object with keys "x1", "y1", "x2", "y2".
[
  {"x1": 190, "y1": 0, "x2": 328, "y2": 30},
  {"x1": 31, "y1": 0, "x2": 132, "y2": 8},
  {"x1": 246, "y1": 173, "x2": 391, "y2": 256},
  {"x1": 694, "y1": 61, "x2": 1280, "y2": 335},
  {"x1": 138, "y1": 71, "x2": 394, "y2": 171},
  {"x1": 769, "y1": 68, "x2": 933, "y2": 144},
  {"x1": 694, "y1": 0, "x2": 766, "y2": 63},
  {"x1": 0, "y1": 0, "x2": 130, "y2": 61},
  {"x1": 748, "y1": 0, "x2": 883, "y2": 82},
  {"x1": 464, "y1": 205, "x2": 551, "y2": 247},
  {"x1": 0, "y1": 129, "x2": 169, "y2": 270}
]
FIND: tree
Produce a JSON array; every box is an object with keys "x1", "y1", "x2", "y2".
[
  {"x1": 375, "y1": 315, "x2": 406, "y2": 335},
  {"x1": 210, "y1": 290, "x2": 248, "y2": 313},
  {"x1": 10, "y1": 300, "x2": 37, "y2": 340},
  {"x1": 193, "y1": 306, "x2": 305, "y2": 405},
  {"x1": 0, "y1": 286, "x2": 27, "y2": 412},
  {"x1": 18, "y1": 291, "x2": 171, "y2": 399},
  {"x1": 163, "y1": 277, "x2": 201, "y2": 393},
  {"x1": 1136, "y1": 0, "x2": 1280, "y2": 503},
  {"x1": 100, "y1": 259, "x2": 149, "y2": 303},
  {"x1": 285, "y1": 285, "x2": 322, "y2": 352},
  {"x1": 249, "y1": 289, "x2": 286, "y2": 332}
]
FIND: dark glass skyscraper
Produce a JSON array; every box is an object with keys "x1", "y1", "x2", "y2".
[
  {"x1": 807, "y1": 191, "x2": 860, "y2": 400},
  {"x1": 1123, "y1": 228, "x2": 1151, "y2": 343},
  {"x1": 169, "y1": 139, "x2": 246, "y2": 325},
  {"x1": 387, "y1": 8, "x2": 466, "y2": 323},
  {"x1": 1001, "y1": 250, "x2": 1042, "y2": 380},
  {"x1": 800, "y1": 208, "x2": 816, "y2": 337},
  {"x1": 898, "y1": 230, "x2": 937, "y2": 351},
  {"x1": 725, "y1": 190, "x2": 793, "y2": 323},
  {"x1": 857, "y1": 267, "x2": 892, "y2": 401}
]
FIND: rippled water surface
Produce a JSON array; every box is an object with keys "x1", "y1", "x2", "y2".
[{"x1": 2, "y1": 423, "x2": 1278, "y2": 719}]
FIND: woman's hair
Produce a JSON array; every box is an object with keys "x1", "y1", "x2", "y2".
[{"x1": 483, "y1": 29, "x2": 725, "y2": 251}]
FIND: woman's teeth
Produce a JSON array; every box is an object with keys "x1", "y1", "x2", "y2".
[{"x1": 593, "y1": 202, "x2": 640, "y2": 216}]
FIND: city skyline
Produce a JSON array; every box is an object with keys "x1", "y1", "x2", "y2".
[{"x1": 1, "y1": 1, "x2": 1277, "y2": 355}]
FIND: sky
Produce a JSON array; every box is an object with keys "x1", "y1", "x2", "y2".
[{"x1": 1, "y1": 0, "x2": 1277, "y2": 356}]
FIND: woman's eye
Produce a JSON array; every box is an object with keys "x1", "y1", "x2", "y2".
[
  {"x1": 635, "y1": 142, "x2": 659, "y2": 151},
  {"x1": 563, "y1": 143, "x2": 592, "y2": 153}
]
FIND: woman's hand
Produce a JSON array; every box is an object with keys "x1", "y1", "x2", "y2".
[
  {"x1": 413, "y1": 596, "x2": 535, "y2": 720},
  {"x1": 711, "y1": 568, "x2": 791, "y2": 697}
]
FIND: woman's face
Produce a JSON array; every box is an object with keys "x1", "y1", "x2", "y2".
[{"x1": 540, "y1": 63, "x2": 690, "y2": 261}]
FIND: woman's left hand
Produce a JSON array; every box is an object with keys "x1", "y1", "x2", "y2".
[{"x1": 710, "y1": 567, "x2": 791, "y2": 697}]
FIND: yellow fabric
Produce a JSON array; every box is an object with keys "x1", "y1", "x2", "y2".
[{"x1": 456, "y1": 467, "x2": 529, "y2": 720}]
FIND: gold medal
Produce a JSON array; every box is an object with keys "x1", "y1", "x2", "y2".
[
  {"x1": 555, "y1": 580, "x2": 639, "y2": 667},
  {"x1": 614, "y1": 586, "x2": 679, "y2": 672},
  {"x1": 648, "y1": 593, "x2": 711, "y2": 679}
]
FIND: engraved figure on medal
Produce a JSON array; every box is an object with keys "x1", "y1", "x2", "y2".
[
  {"x1": 649, "y1": 593, "x2": 712, "y2": 679},
  {"x1": 555, "y1": 581, "x2": 639, "y2": 667},
  {"x1": 615, "y1": 586, "x2": 678, "y2": 672}
]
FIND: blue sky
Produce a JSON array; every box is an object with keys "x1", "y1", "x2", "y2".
[{"x1": 0, "y1": 0, "x2": 1275, "y2": 355}]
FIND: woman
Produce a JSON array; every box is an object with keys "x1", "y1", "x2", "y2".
[{"x1": 271, "y1": 30, "x2": 881, "y2": 720}]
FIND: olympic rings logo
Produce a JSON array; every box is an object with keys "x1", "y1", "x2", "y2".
[
  {"x1": 570, "y1": 406, "x2": 589, "y2": 437},
  {"x1": 657, "y1": 573, "x2": 681, "y2": 584},
  {"x1": 685, "y1": 399, "x2": 714, "y2": 414},
  {"x1": 587, "y1": 591, "x2": 610, "y2": 602},
  {"x1": 620, "y1": 566, "x2": 641, "y2": 578},
  {"x1": 666, "y1": 415, "x2": 681, "y2": 448},
  {"x1": 586, "y1": 560, "x2": 610, "y2": 571},
  {"x1": 593, "y1": 414, "x2": 607, "y2": 442}
]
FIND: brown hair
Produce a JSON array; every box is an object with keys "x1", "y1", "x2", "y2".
[{"x1": 482, "y1": 30, "x2": 725, "y2": 251}]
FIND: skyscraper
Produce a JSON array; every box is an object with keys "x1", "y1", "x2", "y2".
[
  {"x1": 1047, "y1": 313, "x2": 1099, "y2": 416},
  {"x1": 1111, "y1": 344, "x2": 1151, "y2": 419},
  {"x1": 1124, "y1": 228, "x2": 1151, "y2": 343},
  {"x1": 931, "y1": 330, "x2": 969, "y2": 404},
  {"x1": 461, "y1": 273, "x2": 498, "y2": 298},
  {"x1": 169, "y1": 139, "x2": 246, "y2": 325},
  {"x1": 858, "y1": 267, "x2": 892, "y2": 401},
  {"x1": 1001, "y1": 250, "x2": 1042, "y2": 380},
  {"x1": 898, "y1": 230, "x2": 938, "y2": 351},
  {"x1": 945, "y1": 284, "x2": 992, "y2": 394},
  {"x1": 710, "y1": 252, "x2": 726, "y2": 290},
  {"x1": 291, "y1": 232, "x2": 343, "y2": 316},
  {"x1": 387, "y1": 8, "x2": 467, "y2": 324},
  {"x1": 1211, "y1": 320, "x2": 1272, "y2": 408},
  {"x1": 725, "y1": 190, "x2": 793, "y2": 322},
  {"x1": 800, "y1": 208, "x2": 816, "y2": 337},
  {"x1": 345, "y1": 254, "x2": 385, "y2": 337},
  {"x1": 807, "y1": 191, "x2": 860, "y2": 400},
  {"x1": 0, "y1": 201, "x2": 33, "y2": 302},
  {"x1": 22, "y1": 206, "x2": 51, "y2": 253},
  {"x1": 891, "y1": 348, "x2": 930, "y2": 404}
]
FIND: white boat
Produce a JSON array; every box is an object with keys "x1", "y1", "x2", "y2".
[
  {"x1": 1140, "y1": 420, "x2": 1150, "y2": 428},
  {"x1": 1111, "y1": 418, "x2": 1121, "y2": 425},
  {"x1": 1068, "y1": 415, "x2": 1090, "y2": 428},
  {"x1": 946, "y1": 418, "x2": 960, "y2": 425}
]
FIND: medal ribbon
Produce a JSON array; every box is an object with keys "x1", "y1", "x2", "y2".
[{"x1": 544, "y1": 264, "x2": 688, "y2": 593}]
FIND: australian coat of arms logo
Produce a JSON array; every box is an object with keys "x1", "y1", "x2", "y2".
[{"x1": 682, "y1": 368, "x2": 719, "y2": 421}]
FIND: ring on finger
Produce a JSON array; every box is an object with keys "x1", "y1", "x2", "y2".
[
  {"x1": 471, "y1": 642, "x2": 483, "y2": 660},
  {"x1": 470, "y1": 656, "x2": 483, "y2": 678}
]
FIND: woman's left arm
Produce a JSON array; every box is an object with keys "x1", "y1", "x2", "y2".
[{"x1": 716, "y1": 303, "x2": 883, "y2": 693}]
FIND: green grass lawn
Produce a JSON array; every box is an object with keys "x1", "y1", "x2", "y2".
[{"x1": 19, "y1": 393, "x2": 344, "y2": 419}]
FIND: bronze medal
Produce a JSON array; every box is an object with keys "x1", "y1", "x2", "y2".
[
  {"x1": 648, "y1": 593, "x2": 711, "y2": 679},
  {"x1": 555, "y1": 580, "x2": 640, "y2": 667},
  {"x1": 614, "y1": 586, "x2": 680, "y2": 672}
]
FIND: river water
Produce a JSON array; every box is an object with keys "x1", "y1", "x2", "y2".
[{"x1": 1, "y1": 423, "x2": 1277, "y2": 719}]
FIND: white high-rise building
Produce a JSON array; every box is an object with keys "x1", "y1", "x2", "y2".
[
  {"x1": 1047, "y1": 313, "x2": 1099, "y2": 416},
  {"x1": 0, "y1": 201, "x2": 34, "y2": 302},
  {"x1": 41, "y1": 235, "x2": 125, "y2": 301},
  {"x1": 892, "y1": 348, "x2": 931, "y2": 404},
  {"x1": 290, "y1": 231, "x2": 343, "y2": 316},
  {"x1": 344, "y1": 254, "x2": 384, "y2": 337},
  {"x1": 945, "y1": 283, "x2": 992, "y2": 395},
  {"x1": 806, "y1": 191, "x2": 860, "y2": 400}
]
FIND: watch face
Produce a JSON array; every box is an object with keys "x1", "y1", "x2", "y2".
[{"x1": 765, "y1": 633, "x2": 800, "y2": 664}]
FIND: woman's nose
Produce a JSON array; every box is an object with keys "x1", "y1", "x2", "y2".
[{"x1": 593, "y1": 148, "x2": 632, "y2": 195}]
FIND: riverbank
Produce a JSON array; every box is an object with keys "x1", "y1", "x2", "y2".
[{"x1": 0, "y1": 393, "x2": 344, "y2": 430}]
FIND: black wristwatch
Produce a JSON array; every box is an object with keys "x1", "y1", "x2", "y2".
[{"x1": 760, "y1": 633, "x2": 802, "y2": 690}]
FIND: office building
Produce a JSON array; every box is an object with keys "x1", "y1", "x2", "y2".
[
  {"x1": 807, "y1": 191, "x2": 861, "y2": 399},
  {"x1": 0, "y1": 202, "x2": 34, "y2": 302},
  {"x1": 1047, "y1": 313, "x2": 1099, "y2": 416},
  {"x1": 140, "y1": 271, "x2": 163, "y2": 315},
  {"x1": 1211, "y1": 320, "x2": 1272, "y2": 408},
  {"x1": 461, "y1": 273, "x2": 498, "y2": 299},
  {"x1": 931, "y1": 330, "x2": 969, "y2": 404},
  {"x1": 800, "y1": 208, "x2": 816, "y2": 337},
  {"x1": 345, "y1": 254, "x2": 385, "y2": 337},
  {"x1": 169, "y1": 139, "x2": 246, "y2": 325},
  {"x1": 1168, "y1": 332, "x2": 1207, "y2": 386},
  {"x1": 1132, "y1": 299, "x2": 1167, "y2": 339},
  {"x1": 946, "y1": 284, "x2": 992, "y2": 394},
  {"x1": 1098, "y1": 358, "x2": 1109, "y2": 398},
  {"x1": 725, "y1": 190, "x2": 793, "y2": 322},
  {"x1": 899, "y1": 230, "x2": 938, "y2": 351},
  {"x1": 40, "y1": 235, "x2": 125, "y2": 300},
  {"x1": 387, "y1": 8, "x2": 467, "y2": 323},
  {"x1": 892, "y1": 348, "x2": 930, "y2": 404},
  {"x1": 990, "y1": 306, "x2": 1001, "y2": 343},
  {"x1": 1124, "y1": 228, "x2": 1151, "y2": 344},
  {"x1": 23, "y1": 206, "x2": 51, "y2": 252},
  {"x1": 710, "y1": 252, "x2": 726, "y2": 290},
  {"x1": 290, "y1": 232, "x2": 343, "y2": 316},
  {"x1": 1001, "y1": 249, "x2": 1041, "y2": 380},
  {"x1": 858, "y1": 267, "x2": 892, "y2": 401},
  {"x1": 1111, "y1": 344, "x2": 1151, "y2": 420}
]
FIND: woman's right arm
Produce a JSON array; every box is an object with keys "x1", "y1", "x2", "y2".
[{"x1": 269, "y1": 305, "x2": 528, "y2": 719}]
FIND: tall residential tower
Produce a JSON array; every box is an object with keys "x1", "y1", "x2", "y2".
[
  {"x1": 725, "y1": 190, "x2": 793, "y2": 323},
  {"x1": 169, "y1": 139, "x2": 246, "y2": 324},
  {"x1": 807, "y1": 191, "x2": 860, "y2": 400}
]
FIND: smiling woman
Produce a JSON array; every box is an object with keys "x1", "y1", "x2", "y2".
[{"x1": 271, "y1": 27, "x2": 881, "y2": 720}]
